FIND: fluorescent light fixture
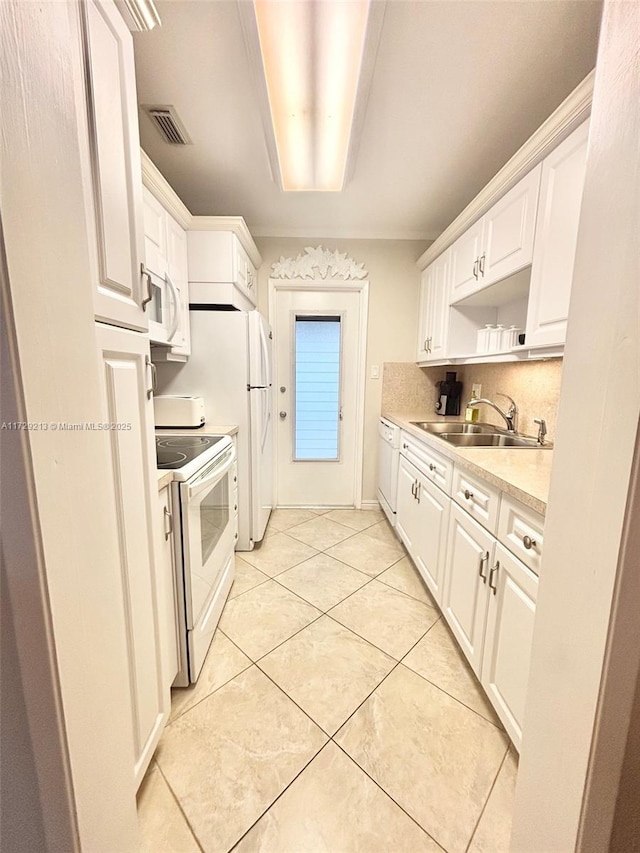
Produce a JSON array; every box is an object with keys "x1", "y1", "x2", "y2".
[{"x1": 253, "y1": 0, "x2": 371, "y2": 191}]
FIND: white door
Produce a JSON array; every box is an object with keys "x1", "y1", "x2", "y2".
[
  {"x1": 412, "y1": 471, "x2": 451, "y2": 605},
  {"x1": 94, "y1": 322, "x2": 168, "y2": 787},
  {"x1": 481, "y1": 543, "x2": 538, "y2": 750},
  {"x1": 273, "y1": 286, "x2": 366, "y2": 506},
  {"x1": 442, "y1": 503, "x2": 495, "y2": 675},
  {"x1": 79, "y1": 0, "x2": 147, "y2": 331}
]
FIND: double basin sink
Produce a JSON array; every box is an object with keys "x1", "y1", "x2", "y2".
[{"x1": 410, "y1": 421, "x2": 549, "y2": 449}]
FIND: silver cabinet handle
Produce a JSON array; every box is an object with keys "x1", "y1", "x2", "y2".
[
  {"x1": 145, "y1": 355, "x2": 156, "y2": 399},
  {"x1": 279, "y1": 411, "x2": 287, "y2": 419},
  {"x1": 402, "y1": 442, "x2": 409, "y2": 450},
  {"x1": 429, "y1": 463, "x2": 436, "y2": 472},
  {"x1": 523, "y1": 535, "x2": 537, "y2": 550},
  {"x1": 141, "y1": 263, "x2": 153, "y2": 311},
  {"x1": 473, "y1": 259, "x2": 479, "y2": 280},
  {"x1": 411, "y1": 480, "x2": 416, "y2": 498},
  {"x1": 416, "y1": 482, "x2": 421, "y2": 504},
  {"x1": 163, "y1": 506, "x2": 173, "y2": 540},
  {"x1": 479, "y1": 551, "x2": 489, "y2": 582},
  {"x1": 424, "y1": 338, "x2": 429, "y2": 352},
  {"x1": 489, "y1": 561, "x2": 499, "y2": 594},
  {"x1": 464, "y1": 489, "x2": 473, "y2": 500},
  {"x1": 479, "y1": 253, "x2": 486, "y2": 276}
]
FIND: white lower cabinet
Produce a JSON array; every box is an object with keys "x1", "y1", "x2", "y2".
[
  {"x1": 482, "y1": 543, "x2": 538, "y2": 748},
  {"x1": 442, "y1": 503, "x2": 495, "y2": 675},
  {"x1": 394, "y1": 432, "x2": 543, "y2": 751},
  {"x1": 396, "y1": 456, "x2": 450, "y2": 604},
  {"x1": 95, "y1": 322, "x2": 169, "y2": 787},
  {"x1": 157, "y1": 485, "x2": 180, "y2": 688}
]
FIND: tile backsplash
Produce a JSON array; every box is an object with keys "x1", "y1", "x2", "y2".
[{"x1": 382, "y1": 359, "x2": 563, "y2": 440}]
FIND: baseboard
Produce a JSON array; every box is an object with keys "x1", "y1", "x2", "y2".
[{"x1": 360, "y1": 500, "x2": 382, "y2": 510}]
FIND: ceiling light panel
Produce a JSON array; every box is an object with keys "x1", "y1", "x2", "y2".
[{"x1": 253, "y1": 0, "x2": 371, "y2": 191}]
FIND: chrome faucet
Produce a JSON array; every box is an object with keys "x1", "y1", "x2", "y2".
[{"x1": 467, "y1": 393, "x2": 518, "y2": 433}]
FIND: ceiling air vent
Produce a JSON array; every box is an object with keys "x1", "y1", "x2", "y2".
[{"x1": 143, "y1": 105, "x2": 192, "y2": 145}]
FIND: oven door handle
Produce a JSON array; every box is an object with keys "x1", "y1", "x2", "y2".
[{"x1": 187, "y1": 446, "x2": 235, "y2": 500}]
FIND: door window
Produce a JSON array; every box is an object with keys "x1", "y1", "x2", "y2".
[{"x1": 294, "y1": 315, "x2": 341, "y2": 461}]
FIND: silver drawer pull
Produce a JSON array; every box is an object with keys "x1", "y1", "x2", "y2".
[
  {"x1": 489, "y1": 561, "x2": 499, "y2": 594},
  {"x1": 478, "y1": 551, "x2": 489, "y2": 582},
  {"x1": 163, "y1": 506, "x2": 173, "y2": 540},
  {"x1": 523, "y1": 534, "x2": 537, "y2": 550},
  {"x1": 464, "y1": 489, "x2": 473, "y2": 500},
  {"x1": 429, "y1": 463, "x2": 436, "y2": 472},
  {"x1": 403, "y1": 442, "x2": 409, "y2": 450}
]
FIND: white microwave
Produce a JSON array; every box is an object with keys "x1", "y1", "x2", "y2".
[{"x1": 144, "y1": 267, "x2": 184, "y2": 346}]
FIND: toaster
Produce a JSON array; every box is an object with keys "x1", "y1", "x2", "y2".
[{"x1": 153, "y1": 395, "x2": 205, "y2": 428}]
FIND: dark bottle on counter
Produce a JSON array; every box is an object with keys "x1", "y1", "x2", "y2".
[{"x1": 435, "y1": 371, "x2": 463, "y2": 416}]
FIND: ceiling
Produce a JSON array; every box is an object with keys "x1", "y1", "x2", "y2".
[{"x1": 133, "y1": 0, "x2": 602, "y2": 241}]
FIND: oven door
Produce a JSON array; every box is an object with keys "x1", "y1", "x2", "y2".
[{"x1": 180, "y1": 443, "x2": 236, "y2": 632}]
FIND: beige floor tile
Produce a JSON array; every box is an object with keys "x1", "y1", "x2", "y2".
[
  {"x1": 276, "y1": 553, "x2": 371, "y2": 611},
  {"x1": 323, "y1": 508, "x2": 385, "y2": 531},
  {"x1": 156, "y1": 667, "x2": 327, "y2": 853},
  {"x1": 329, "y1": 580, "x2": 439, "y2": 659},
  {"x1": 137, "y1": 763, "x2": 200, "y2": 853},
  {"x1": 169, "y1": 630, "x2": 251, "y2": 723},
  {"x1": 468, "y1": 748, "x2": 518, "y2": 853},
  {"x1": 259, "y1": 616, "x2": 395, "y2": 734},
  {"x1": 336, "y1": 665, "x2": 509, "y2": 853},
  {"x1": 364, "y1": 519, "x2": 405, "y2": 549},
  {"x1": 239, "y1": 532, "x2": 318, "y2": 577},
  {"x1": 285, "y1": 514, "x2": 355, "y2": 549},
  {"x1": 377, "y1": 556, "x2": 437, "y2": 606},
  {"x1": 219, "y1": 579, "x2": 321, "y2": 660},
  {"x1": 228, "y1": 556, "x2": 269, "y2": 600},
  {"x1": 326, "y1": 531, "x2": 405, "y2": 577},
  {"x1": 403, "y1": 620, "x2": 500, "y2": 725},
  {"x1": 234, "y1": 742, "x2": 441, "y2": 853},
  {"x1": 267, "y1": 508, "x2": 320, "y2": 531}
]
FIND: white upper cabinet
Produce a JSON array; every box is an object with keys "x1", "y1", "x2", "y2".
[
  {"x1": 143, "y1": 188, "x2": 191, "y2": 356},
  {"x1": 450, "y1": 220, "x2": 484, "y2": 302},
  {"x1": 187, "y1": 231, "x2": 258, "y2": 310},
  {"x1": 416, "y1": 249, "x2": 450, "y2": 363},
  {"x1": 525, "y1": 121, "x2": 589, "y2": 348},
  {"x1": 450, "y1": 165, "x2": 542, "y2": 304},
  {"x1": 80, "y1": 0, "x2": 147, "y2": 331}
]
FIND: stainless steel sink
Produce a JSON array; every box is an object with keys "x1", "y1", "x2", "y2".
[
  {"x1": 410, "y1": 421, "x2": 498, "y2": 435},
  {"x1": 409, "y1": 421, "x2": 550, "y2": 449},
  {"x1": 439, "y1": 433, "x2": 544, "y2": 448}
]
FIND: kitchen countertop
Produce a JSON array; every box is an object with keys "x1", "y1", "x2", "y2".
[
  {"x1": 156, "y1": 423, "x2": 239, "y2": 491},
  {"x1": 384, "y1": 412, "x2": 552, "y2": 516}
]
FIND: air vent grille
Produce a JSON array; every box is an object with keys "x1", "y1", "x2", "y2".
[{"x1": 143, "y1": 105, "x2": 191, "y2": 145}]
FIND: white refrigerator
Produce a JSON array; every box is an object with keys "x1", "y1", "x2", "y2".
[{"x1": 155, "y1": 309, "x2": 273, "y2": 549}]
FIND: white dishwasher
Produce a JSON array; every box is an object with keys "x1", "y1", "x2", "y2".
[{"x1": 377, "y1": 417, "x2": 400, "y2": 526}]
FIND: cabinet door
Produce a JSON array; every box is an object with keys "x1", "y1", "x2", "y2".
[
  {"x1": 95, "y1": 322, "x2": 168, "y2": 787},
  {"x1": 481, "y1": 543, "x2": 538, "y2": 750},
  {"x1": 526, "y1": 121, "x2": 589, "y2": 348},
  {"x1": 81, "y1": 0, "x2": 146, "y2": 331},
  {"x1": 166, "y1": 214, "x2": 191, "y2": 356},
  {"x1": 442, "y1": 503, "x2": 495, "y2": 674},
  {"x1": 395, "y1": 456, "x2": 422, "y2": 557},
  {"x1": 416, "y1": 266, "x2": 433, "y2": 361},
  {"x1": 450, "y1": 219, "x2": 484, "y2": 302},
  {"x1": 482, "y1": 164, "x2": 541, "y2": 286},
  {"x1": 157, "y1": 486, "x2": 180, "y2": 688},
  {"x1": 143, "y1": 188, "x2": 167, "y2": 279},
  {"x1": 412, "y1": 472, "x2": 450, "y2": 605}
]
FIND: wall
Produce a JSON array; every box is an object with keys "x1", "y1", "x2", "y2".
[
  {"x1": 255, "y1": 237, "x2": 429, "y2": 503},
  {"x1": 509, "y1": 0, "x2": 640, "y2": 848},
  {"x1": 381, "y1": 358, "x2": 563, "y2": 441}
]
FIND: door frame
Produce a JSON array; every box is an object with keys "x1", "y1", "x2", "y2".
[{"x1": 268, "y1": 276, "x2": 369, "y2": 508}]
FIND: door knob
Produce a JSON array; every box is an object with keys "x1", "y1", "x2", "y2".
[{"x1": 279, "y1": 411, "x2": 287, "y2": 419}]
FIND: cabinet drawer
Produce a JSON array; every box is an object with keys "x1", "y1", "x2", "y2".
[
  {"x1": 452, "y1": 466, "x2": 501, "y2": 534},
  {"x1": 497, "y1": 495, "x2": 544, "y2": 575},
  {"x1": 400, "y1": 432, "x2": 453, "y2": 493}
]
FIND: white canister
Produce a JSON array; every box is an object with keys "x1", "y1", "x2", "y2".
[
  {"x1": 476, "y1": 325, "x2": 493, "y2": 353},
  {"x1": 502, "y1": 325, "x2": 520, "y2": 349},
  {"x1": 488, "y1": 324, "x2": 503, "y2": 352}
]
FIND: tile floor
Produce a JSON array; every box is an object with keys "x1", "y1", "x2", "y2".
[{"x1": 138, "y1": 508, "x2": 518, "y2": 853}]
